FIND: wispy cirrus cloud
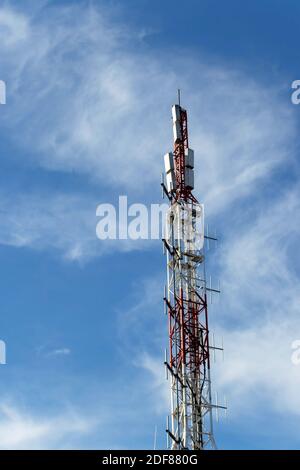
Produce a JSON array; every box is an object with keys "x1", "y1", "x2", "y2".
[
  {"x1": 0, "y1": 190, "x2": 157, "y2": 260},
  {"x1": 0, "y1": 191, "x2": 98, "y2": 261},
  {"x1": 47, "y1": 348, "x2": 71, "y2": 357},
  {"x1": 0, "y1": 401, "x2": 95, "y2": 450},
  {"x1": 213, "y1": 186, "x2": 300, "y2": 399},
  {"x1": 0, "y1": 0, "x2": 296, "y2": 262},
  {"x1": 0, "y1": 2, "x2": 295, "y2": 204}
]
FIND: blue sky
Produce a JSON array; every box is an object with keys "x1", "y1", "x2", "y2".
[{"x1": 0, "y1": 0, "x2": 300, "y2": 449}]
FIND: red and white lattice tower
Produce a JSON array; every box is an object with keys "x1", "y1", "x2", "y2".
[{"x1": 162, "y1": 98, "x2": 218, "y2": 450}]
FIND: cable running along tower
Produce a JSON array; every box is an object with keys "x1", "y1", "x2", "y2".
[{"x1": 162, "y1": 96, "x2": 220, "y2": 450}]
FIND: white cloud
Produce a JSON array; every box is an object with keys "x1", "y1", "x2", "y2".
[
  {"x1": 211, "y1": 187, "x2": 300, "y2": 420},
  {"x1": 0, "y1": 6, "x2": 29, "y2": 47},
  {"x1": 0, "y1": 370, "x2": 167, "y2": 450},
  {"x1": 0, "y1": 402, "x2": 95, "y2": 450},
  {"x1": 0, "y1": 190, "x2": 158, "y2": 260},
  {"x1": 47, "y1": 348, "x2": 71, "y2": 357},
  {"x1": 0, "y1": 2, "x2": 295, "y2": 207},
  {"x1": 0, "y1": 191, "x2": 97, "y2": 261},
  {"x1": 0, "y1": 2, "x2": 295, "y2": 263}
]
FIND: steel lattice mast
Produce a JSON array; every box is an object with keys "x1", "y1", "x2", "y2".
[{"x1": 162, "y1": 99, "x2": 217, "y2": 450}]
